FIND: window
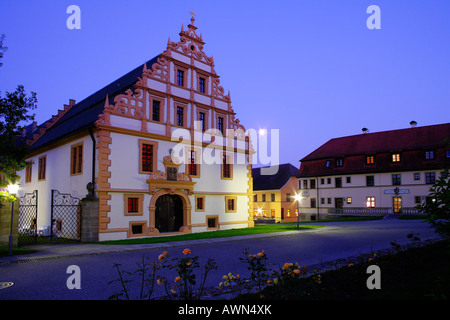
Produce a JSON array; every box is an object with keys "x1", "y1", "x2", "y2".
[
  {"x1": 71, "y1": 143, "x2": 83, "y2": 175},
  {"x1": 335, "y1": 158, "x2": 344, "y2": 167},
  {"x1": 186, "y1": 148, "x2": 200, "y2": 178},
  {"x1": 320, "y1": 178, "x2": 325, "y2": 185},
  {"x1": 327, "y1": 178, "x2": 331, "y2": 184},
  {"x1": 128, "y1": 198, "x2": 139, "y2": 213},
  {"x1": 177, "y1": 69, "x2": 184, "y2": 86},
  {"x1": 366, "y1": 155, "x2": 375, "y2": 165},
  {"x1": 218, "y1": 117, "x2": 224, "y2": 134},
  {"x1": 139, "y1": 140, "x2": 158, "y2": 174},
  {"x1": 347, "y1": 197, "x2": 352, "y2": 204},
  {"x1": 199, "y1": 77, "x2": 206, "y2": 93},
  {"x1": 321, "y1": 198, "x2": 325, "y2": 205},
  {"x1": 425, "y1": 150, "x2": 435, "y2": 160},
  {"x1": 366, "y1": 197, "x2": 375, "y2": 208},
  {"x1": 253, "y1": 194, "x2": 257, "y2": 202},
  {"x1": 346, "y1": 177, "x2": 351, "y2": 184},
  {"x1": 310, "y1": 179, "x2": 316, "y2": 189},
  {"x1": 207, "y1": 216, "x2": 218, "y2": 230},
  {"x1": 327, "y1": 198, "x2": 332, "y2": 204},
  {"x1": 335, "y1": 177, "x2": 342, "y2": 188},
  {"x1": 141, "y1": 143, "x2": 154, "y2": 172},
  {"x1": 392, "y1": 174, "x2": 401, "y2": 186},
  {"x1": 176, "y1": 107, "x2": 184, "y2": 127},
  {"x1": 152, "y1": 100, "x2": 160, "y2": 122},
  {"x1": 124, "y1": 194, "x2": 143, "y2": 216},
  {"x1": 221, "y1": 153, "x2": 232, "y2": 179},
  {"x1": 415, "y1": 196, "x2": 422, "y2": 204},
  {"x1": 38, "y1": 156, "x2": 46, "y2": 181},
  {"x1": 198, "y1": 112, "x2": 206, "y2": 131},
  {"x1": 303, "y1": 180, "x2": 308, "y2": 189},
  {"x1": 271, "y1": 209, "x2": 275, "y2": 217},
  {"x1": 414, "y1": 173, "x2": 420, "y2": 181},
  {"x1": 446, "y1": 150, "x2": 450, "y2": 158},
  {"x1": 129, "y1": 221, "x2": 146, "y2": 237},
  {"x1": 262, "y1": 194, "x2": 266, "y2": 202},
  {"x1": 286, "y1": 193, "x2": 291, "y2": 202},
  {"x1": 195, "y1": 196, "x2": 205, "y2": 211},
  {"x1": 271, "y1": 194, "x2": 275, "y2": 202},
  {"x1": 325, "y1": 160, "x2": 331, "y2": 168},
  {"x1": 366, "y1": 176, "x2": 374, "y2": 187},
  {"x1": 310, "y1": 198, "x2": 316, "y2": 208},
  {"x1": 392, "y1": 153, "x2": 401, "y2": 162},
  {"x1": 25, "y1": 162, "x2": 32, "y2": 183},
  {"x1": 225, "y1": 196, "x2": 237, "y2": 213},
  {"x1": 426, "y1": 172, "x2": 435, "y2": 184}
]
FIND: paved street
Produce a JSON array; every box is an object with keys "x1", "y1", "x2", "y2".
[{"x1": 0, "y1": 219, "x2": 441, "y2": 300}]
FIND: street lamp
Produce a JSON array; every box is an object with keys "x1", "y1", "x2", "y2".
[
  {"x1": 7, "y1": 183, "x2": 19, "y2": 255},
  {"x1": 294, "y1": 193, "x2": 302, "y2": 230}
]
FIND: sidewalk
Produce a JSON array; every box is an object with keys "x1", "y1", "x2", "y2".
[{"x1": 0, "y1": 229, "x2": 319, "y2": 264}]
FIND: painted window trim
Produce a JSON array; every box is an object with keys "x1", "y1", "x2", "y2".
[
  {"x1": 206, "y1": 215, "x2": 219, "y2": 230},
  {"x1": 195, "y1": 195, "x2": 205, "y2": 212},
  {"x1": 38, "y1": 155, "x2": 47, "y2": 181},
  {"x1": 174, "y1": 104, "x2": 188, "y2": 128},
  {"x1": 221, "y1": 151, "x2": 233, "y2": 180},
  {"x1": 149, "y1": 95, "x2": 165, "y2": 124},
  {"x1": 196, "y1": 71, "x2": 209, "y2": 95},
  {"x1": 128, "y1": 221, "x2": 148, "y2": 238},
  {"x1": 174, "y1": 64, "x2": 188, "y2": 88},
  {"x1": 70, "y1": 142, "x2": 83, "y2": 176},
  {"x1": 225, "y1": 196, "x2": 237, "y2": 213},
  {"x1": 215, "y1": 113, "x2": 227, "y2": 136},
  {"x1": 196, "y1": 107, "x2": 210, "y2": 132},
  {"x1": 25, "y1": 161, "x2": 32, "y2": 183},
  {"x1": 138, "y1": 139, "x2": 158, "y2": 174},
  {"x1": 124, "y1": 194, "x2": 144, "y2": 216},
  {"x1": 185, "y1": 146, "x2": 201, "y2": 178}
]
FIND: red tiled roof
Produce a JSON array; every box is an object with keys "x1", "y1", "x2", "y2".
[
  {"x1": 301, "y1": 123, "x2": 450, "y2": 161},
  {"x1": 298, "y1": 123, "x2": 450, "y2": 177}
]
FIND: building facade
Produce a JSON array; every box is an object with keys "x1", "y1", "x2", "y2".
[
  {"x1": 297, "y1": 123, "x2": 450, "y2": 220},
  {"x1": 17, "y1": 17, "x2": 254, "y2": 241},
  {"x1": 252, "y1": 163, "x2": 299, "y2": 223}
]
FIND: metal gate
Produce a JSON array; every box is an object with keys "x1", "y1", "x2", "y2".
[
  {"x1": 18, "y1": 190, "x2": 38, "y2": 245},
  {"x1": 50, "y1": 189, "x2": 82, "y2": 242}
]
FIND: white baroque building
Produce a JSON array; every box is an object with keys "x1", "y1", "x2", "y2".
[{"x1": 17, "y1": 17, "x2": 254, "y2": 241}]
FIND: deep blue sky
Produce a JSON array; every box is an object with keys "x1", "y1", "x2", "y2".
[{"x1": 1, "y1": 0, "x2": 449, "y2": 168}]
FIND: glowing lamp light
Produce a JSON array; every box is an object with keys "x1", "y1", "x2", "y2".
[
  {"x1": 294, "y1": 193, "x2": 302, "y2": 202},
  {"x1": 7, "y1": 184, "x2": 19, "y2": 195}
]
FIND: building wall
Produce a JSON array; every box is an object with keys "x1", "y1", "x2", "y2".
[
  {"x1": 17, "y1": 134, "x2": 94, "y2": 227},
  {"x1": 253, "y1": 177, "x2": 299, "y2": 222},
  {"x1": 298, "y1": 169, "x2": 444, "y2": 219}
]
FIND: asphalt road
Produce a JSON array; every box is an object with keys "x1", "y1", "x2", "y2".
[{"x1": 0, "y1": 219, "x2": 441, "y2": 300}]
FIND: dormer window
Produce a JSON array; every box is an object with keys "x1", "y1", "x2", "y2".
[
  {"x1": 392, "y1": 153, "x2": 401, "y2": 163},
  {"x1": 335, "y1": 158, "x2": 344, "y2": 167},
  {"x1": 425, "y1": 150, "x2": 435, "y2": 160},
  {"x1": 325, "y1": 160, "x2": 331, "y2": 168},
  {"x1": 366, "y1": 155, "x2": 375, "y2": 165}
]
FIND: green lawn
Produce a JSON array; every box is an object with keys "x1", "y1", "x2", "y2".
[{"x1": 99, "y1": 224, "x2": 323, "y2": 245}]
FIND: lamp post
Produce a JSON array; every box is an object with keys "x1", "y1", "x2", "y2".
[
  {"x1": 7, "y1": 184, "x2": 19, "y2": 255},
  {"x1": 294, "y1": 193, "x2": 301, "y2": 230}
]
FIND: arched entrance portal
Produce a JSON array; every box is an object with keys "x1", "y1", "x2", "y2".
[{"x1": 155, "y1": 194, "x2": 184, "y2": 233}]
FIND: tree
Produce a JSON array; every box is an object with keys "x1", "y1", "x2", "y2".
[
  {"x1": 0, "y1": 34, "x2": 37, "y2": 198},
  {"x1": 419, "y1": 168, "x2": 450, "y2": 239}
]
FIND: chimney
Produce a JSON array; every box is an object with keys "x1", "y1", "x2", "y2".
[
  {"x1": 410, "y1": 121, "x2": 417, "y2": 128},
  {"x1": 362, "y1": 127, "x2": 369, "y2": 134}
]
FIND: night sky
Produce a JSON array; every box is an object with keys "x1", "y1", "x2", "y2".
[{"x1": 1, "y1": 0, "x2": 449, "y2": 168}]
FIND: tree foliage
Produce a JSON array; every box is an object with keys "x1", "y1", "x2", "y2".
[
  {"x1": 0, "y1": 34, "x2": 38, "y2": 193},
  {"x1": 419, "y1": 168, "x2": 450, "y2": 239}
]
